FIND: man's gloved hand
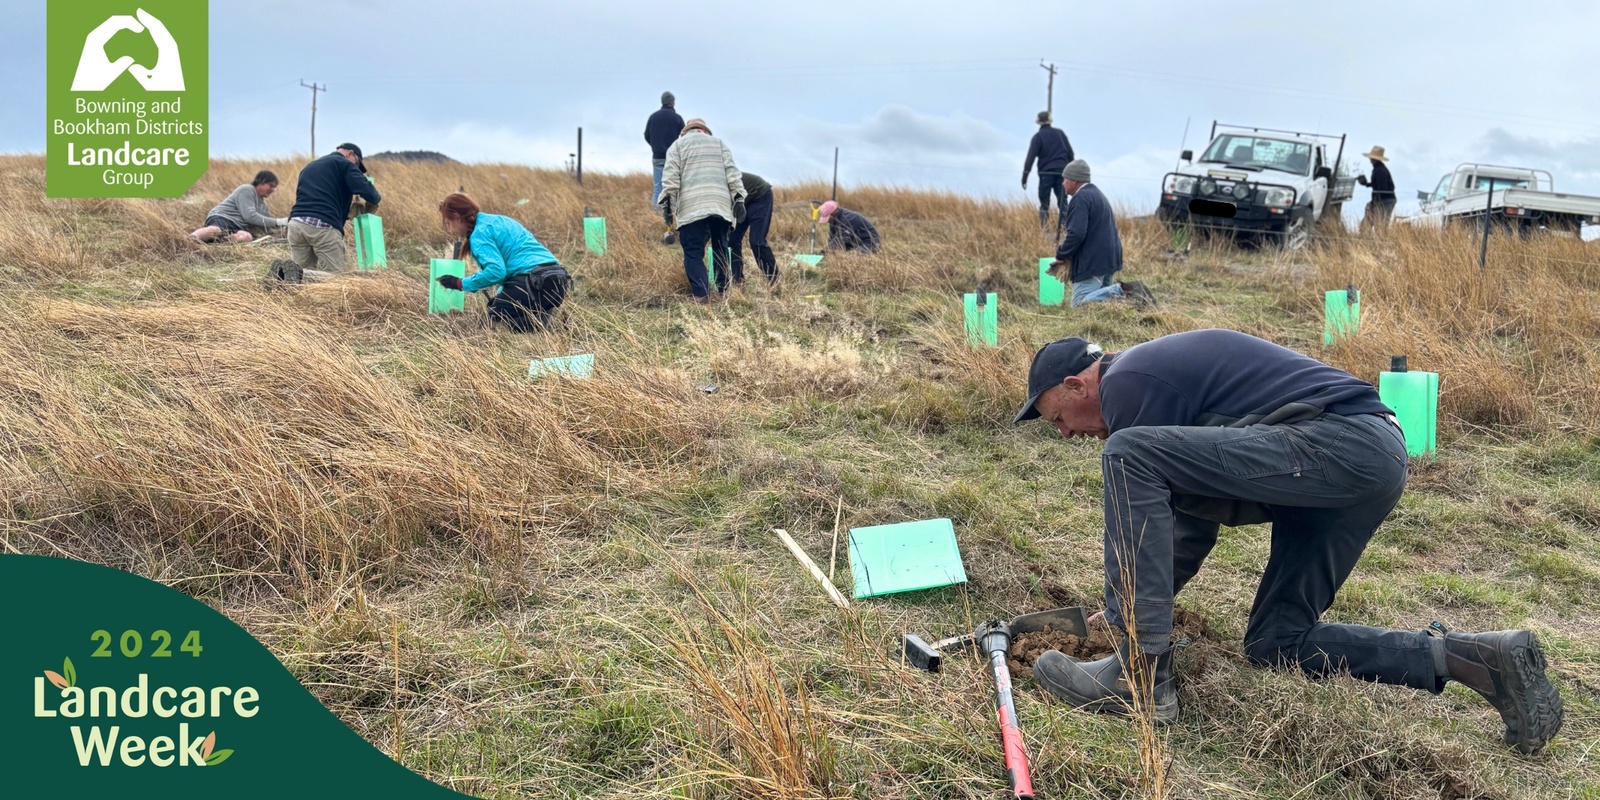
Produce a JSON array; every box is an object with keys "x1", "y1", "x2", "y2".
[
  {"x1": 275, "y1": 217, "x2": 289, "y2": 228},
  {"x1": 1047, "y1": 259, "x2": 1070, "y2": 279},
  {"x1": 436, "y1": 275, "x2": 463, "y2": 291},
  {"x1": 661, "y1": 197, "x2": 673, "y2": 227},
  {"x1": 732, "y1": 198, "x2": 746, "y2": 224},
  {"x1": 1021, "y1": 176, "x2": 1028, "y2": 189},
  {"x1": 1357, "y1": 175, "x2": 1370, "y2": 187}
]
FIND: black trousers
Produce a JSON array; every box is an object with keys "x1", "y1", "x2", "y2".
[
  {"x1": 487, "y1": 267, "x2": 568, "y2": 332},
  {"x1": 731, "y1": 193, "x2": 777, "y2": 284},
  {"x1": 1362, "y1": 197, "x2": 1397, "y2": 231},
  {"x1": 1037, "y1": 172, "x2": 1066, "y2": 227},
  {"x1": 1099, "y1": 413, "x2": 1440, "y2": 692},
  {"x1": 676, "y1": 216, "x2": 732, "y2": 297}
]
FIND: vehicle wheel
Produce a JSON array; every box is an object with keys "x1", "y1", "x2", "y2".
[{"x1": 1279, "y1": 209, "x2": 1312, "y2": 250}]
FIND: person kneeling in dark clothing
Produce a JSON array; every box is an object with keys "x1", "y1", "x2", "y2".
[
  {"x1": 435, "y1": 193, "x2": 570, "y2": 332},
  {"x1": 731, "y1": 172, "x2": 778, "y2": 285},
  {"x1": 819, "y1": 201, "x2": 880, "y2": 253},
  {"x1": 1012, "y1": 329, "x2": 1564, "y2": 755}
]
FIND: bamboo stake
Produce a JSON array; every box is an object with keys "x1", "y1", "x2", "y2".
[{"x1": 773, "y1": 528, "x2": 850, "y2": 610}]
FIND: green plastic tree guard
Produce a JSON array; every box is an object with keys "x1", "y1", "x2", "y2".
[
  {"x1": 963, "y1": 292, "x2": 998, "y2": 347},
  {"x1": 428, "y1": 259, "x2": 465, "y2": 315},
  {"x1": 792, "y1": 253, "x2": 824, "y2": 267},
  {"x1": 1378, "y1": 357, "x2": 1439, "y2": 460},
  {"x1": 528, "y1": 354, "x2": 594, "y2": 379},
  {"x1": 1323, "y1": 287, "x2": 1360, "y2": 345},
  {"x1": 584, "y1": 217, "x2": 607, "y2": 256},
  {"x1": 353, "y1": 214, "x2": 386, "y2": 269},
  {"x1": 704, "y1": 245, "x2": 731, "y2": 287},
  {"x1": 848, "y1": 518, "x2": 968, "y2": 599},
  {"x1": 1039, "y1": 257, "x2": 1065, "y2": 306}
]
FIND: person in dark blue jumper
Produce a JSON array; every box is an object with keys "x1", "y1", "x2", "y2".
[
  {"x1": 818, "y1": 201, "x2": 880, "y2": 253},
  {"x1": 1023, "y1": 110, "x2": 1074, "y2": 231},
  {"x1": 1013, "y1": 330, "x2": 1564, "y2": 755},
  {"x1": 1051, "y1": 160, "x2": 1155, "y2": 307},
  {"x1": 285, "y1": 143, "x2": 381, "y2": 278},
  {"x1": 644, "y1": 92, "x2": 685, "y2": 209},
  {"x1": 434, "y1": 193, "x2": 570, "y2": 332}
]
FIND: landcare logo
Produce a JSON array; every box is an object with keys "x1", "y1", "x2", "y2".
[
  {"x1": 32, "y1": 633, "x2": 254, "y2": 768},
  {"x1": 47, "y1": 0, "x2": 208, "y2": 197}
]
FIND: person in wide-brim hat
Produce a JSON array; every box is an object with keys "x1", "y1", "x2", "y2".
[{"x1": 1362, "y1": 145, "x2": 1389, "y2": 162}]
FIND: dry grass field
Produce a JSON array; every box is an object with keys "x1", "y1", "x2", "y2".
[{"x1": 1, "y1": 153, "x2": 1597, "y2": 798}]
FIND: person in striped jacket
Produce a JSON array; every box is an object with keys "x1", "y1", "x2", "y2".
[{"x1": 660, "y1": 119, "x2": 746, "y2": 301}]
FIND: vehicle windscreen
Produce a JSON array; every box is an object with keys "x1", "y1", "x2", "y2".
[
  {"x1": 1201, "y1": 135, "x2": 1313, "y2": 175},
  {"x1": 1471, "y1": 176, "x2": 1531, "y2": 192}
]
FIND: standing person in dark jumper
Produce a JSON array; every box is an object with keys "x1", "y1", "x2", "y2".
[
  {"x1": 1050, "y1": 160, "x2": 1155, "y2": 307},
  {"x1": 1012, "y1": 330, "x2": 1564, "y2": 755},
  {"x1": 1023, "y1": 110, "x2": 1075, "y2": 231},
  {"x1": 645, "y1": 92, "x2": 685, "y2": 209},
  {"x1": 1357, "y1": 145, "x2": 1397, "y2": 232},
  {"x1": 284, "y1": 143, "x2": 381, "y2": 279},
  {"x1": 730, "y1": 172, "x2": 778, "y2": 286},
  {"x1": 433, "y1": 193, "x2": 570, "y2": 332},
  {"x1": 818, "y1": 201, "x2": 880, "y2": 253}
]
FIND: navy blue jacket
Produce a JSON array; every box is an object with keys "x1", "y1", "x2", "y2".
[
  {"x1": 645, "y1": 106, "x2": 685, "y2": 160},
  {"x1": 1100, "y1": 329, "x2": 1392, "y2": 432},
  {"x1": 1055, "y1": 183, "x2": 1121, "y2": 282},
  {"x1": 289, "y1": 153, "x2": 381, "y2": 231},
  {"x1": 1024, "y1": 125, "x2": 1075, "y2": 180},
  {"x1": 828, "y1": 208, "x2": 880, "y2": 252}
]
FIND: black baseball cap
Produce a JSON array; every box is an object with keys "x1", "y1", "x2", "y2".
[
  {"x1": 1013, "y1": 337, "x2": 1104, "y2": 423},
  {"x1": 337, "y1": 143, "x2": 366, "y2": 173}
]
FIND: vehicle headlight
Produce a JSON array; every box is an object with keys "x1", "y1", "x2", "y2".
[
  {"x1": 1198, "y1": 178, "x2": 1217, "y2": 196},
  {"x1": 1166, "y1": 176, "x2": 1196, "y2": 195},
  {"x1": 1259, "y1": 186, "x2": 1295, "y2": 207},
  {"x1": 1231, "y1": 183, "x2": 1251, "y2": 200}
]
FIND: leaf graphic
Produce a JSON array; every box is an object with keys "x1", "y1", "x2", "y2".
[
  {"x1": 43, "y1": 670, "x2": 68, "y2": 690},
  {"x1": 201, "y1": 731, "x2": 216, "y2": 760},
  {"x1": 204, "y1": 749, "x2": 233, "y2": 766},
  {"x1": 63, "y1": 657, "x2": 76, "y2": 688}
]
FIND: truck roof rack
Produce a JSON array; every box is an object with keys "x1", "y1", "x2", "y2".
[
  {"x1": 1209, "y1": 121, "x2": 1348, "y2": 171},
  {"x1": 1454, "y1": 163, "x2": 1554, "y2": 190}
]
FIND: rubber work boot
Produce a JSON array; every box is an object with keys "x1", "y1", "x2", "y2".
[
  {"x1": 1430, "y1": 623, "x2": 1563, "y2": 755},
  {"x1": 1033, "y1": 641, "x2": 1178, "y2": 723}
]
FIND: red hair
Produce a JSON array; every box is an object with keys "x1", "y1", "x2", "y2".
[{"x1": 439, "y1": 193, "x2": 481, "y2": 256}]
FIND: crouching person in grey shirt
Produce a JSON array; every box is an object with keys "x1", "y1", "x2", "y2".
[{"x1": 192, "y1": 170, "x2": 288, "y2": 243}]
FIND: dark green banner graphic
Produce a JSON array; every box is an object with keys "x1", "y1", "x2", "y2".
[
  {"x1": 1, "y1": 556, "x2": 475, "y2": 798},
  {"x1": 46, "y1": 0, "x2": 209, "y2": 197}
]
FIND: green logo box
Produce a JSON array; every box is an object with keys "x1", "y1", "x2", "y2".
[{"x1": 47, "y1": 0, "x2": 209, "y2": 197}]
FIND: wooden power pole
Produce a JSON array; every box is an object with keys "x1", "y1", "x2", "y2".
[
  {"x1": 1040, "y1": 61, "x2": 1057, "y2": 119},
  {"x1": 300, "y1": 80, "x2": 326, "y2": 157}
]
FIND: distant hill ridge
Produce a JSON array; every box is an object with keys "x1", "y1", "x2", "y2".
[{"x1": 367, "y1": 150, "x2": 457, "y2": 163}]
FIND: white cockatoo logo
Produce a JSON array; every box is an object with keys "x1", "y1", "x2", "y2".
[{"x1": 71, "y1": 8, "x2": 185, "y2": 92}]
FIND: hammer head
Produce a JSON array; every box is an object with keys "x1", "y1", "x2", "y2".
[{"x1": 898, "y1": 634, "x2": 943, "y2": 673}]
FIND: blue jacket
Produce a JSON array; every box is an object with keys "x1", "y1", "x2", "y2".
[
  {"x1": 828, "y1": 208, "x2": 881, "y2": 252},
  {"x1": 1023, "y1": 125, "x2": 1074, "y2": 180},
  {"x1": 289, "y1": 152, "x2": 381, "y2": 230},
  {"x1": 1055, "y1": 183, "x2": 1122, "y2": 282},
  {"x1": 463, "y1": 213, "x2": 560, "y2": 293},
  {"x1": 645, "y1": 106, "x2": 685, "y2": 160}
]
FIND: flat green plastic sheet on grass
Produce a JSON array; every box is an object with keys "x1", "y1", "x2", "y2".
[
  {"x1": 792, "y1": 253, "x2": 824, "y2": 267},
  {"x1": 1324, "y1": 288, "x2": 1361, "y2": 345},
  {"x1": 584, "y1": 217, "x2": 607, "y2": 255},
  {"x1": 528, "y1": 354, "x2": 594, "y2": 379},
  {"x1": 1379, "y1": 369, "x2": 1439, "y2": 460},
  {"x1": 963, "y1": 292, "x2": 998, "y2": 347},
  {"x1": 428, "y1": 259, "x2": 465, "y2": 315},
  {"x1": 848, "y1": 518, "x2": 968, "y2": 599},
  {"x1": 353, "y1": 214, "x2": 386, "y2": 269},
  {"x1": 1039, "y1": 257, "x2": 1065, "y2": 306}
]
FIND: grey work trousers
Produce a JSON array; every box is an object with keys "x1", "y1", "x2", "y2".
[{"x1": 1100, "y1": 412, "x2": 1441, "y2": 692}]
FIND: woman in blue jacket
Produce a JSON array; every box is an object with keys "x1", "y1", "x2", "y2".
[{"x1": 435, "y1": 193, "x2": 570, "y2": 331}]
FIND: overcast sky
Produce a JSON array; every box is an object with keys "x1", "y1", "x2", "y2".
[{"x1": 9, "y1": 0, "x2": 1600, "y2": 217}]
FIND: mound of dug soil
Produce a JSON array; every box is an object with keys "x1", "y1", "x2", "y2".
[{"x1": 1008, "y1": 608, "x2": 1212, "y2": 680}]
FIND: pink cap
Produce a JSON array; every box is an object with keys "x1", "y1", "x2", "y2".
[{"x1": 818, "y1": 200, "x2": 838, "y2": 222}]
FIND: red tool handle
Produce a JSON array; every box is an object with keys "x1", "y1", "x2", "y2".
[{"x1": 989, "y1": 649, "x2": 1035, "y2": 799}]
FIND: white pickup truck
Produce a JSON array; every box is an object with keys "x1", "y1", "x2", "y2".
[
  {"x1": 1403, "y1": 163, "x2": 1600, "y2": 233},
  {"x1": 1158, "y1": 122, "x2": 1358, "y2": 249}
]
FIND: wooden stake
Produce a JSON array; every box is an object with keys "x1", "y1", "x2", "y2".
[
  {"x1": 827, "y1": 495, "x2": 843, "y2": 583},
  {"x1": 773, "y1": 528, "x2": 850, "y2": 610}
]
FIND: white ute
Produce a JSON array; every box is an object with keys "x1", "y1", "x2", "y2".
[
  {"x1": 1158, "y1": 122, "x2": 1357, "y2": 249},
  {"x1": 1404, "y1": 163, "x2": 1600, "y2": 234}
]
